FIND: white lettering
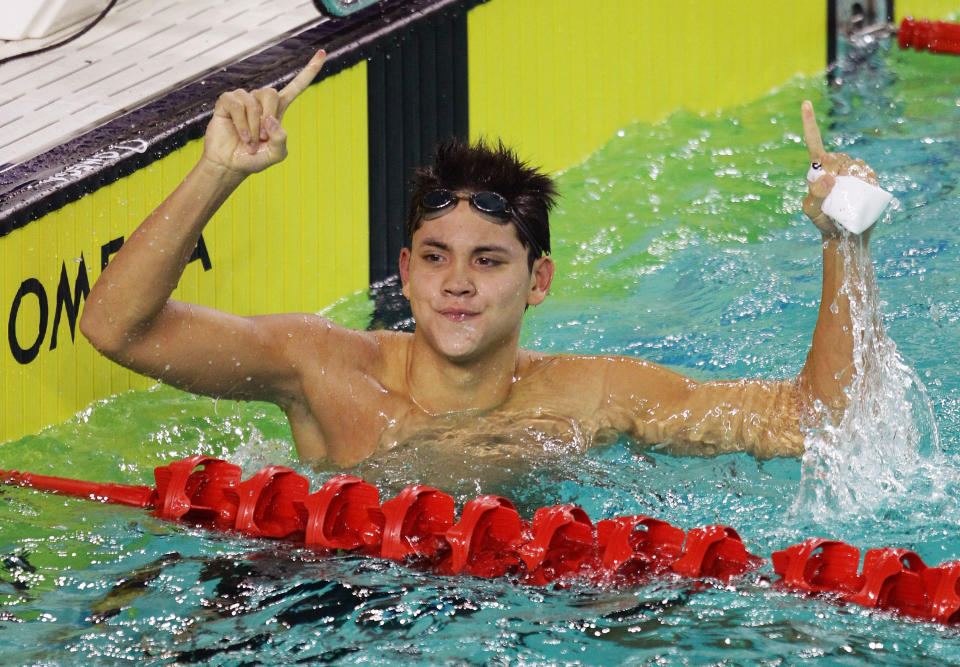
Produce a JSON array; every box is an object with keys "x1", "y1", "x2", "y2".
[{"x1": 37, "y1": 140, "x2": 152, "y2": 187}]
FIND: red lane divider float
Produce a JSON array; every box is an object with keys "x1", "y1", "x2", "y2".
[
  {"x1": 772, "y1": 538, "x2": 960, "y2": 624},
  {"x1": 898, "y1": 17, "x2": 960, "y2": 57},
  {"x1": 2, "y1": 457, "x2": 959, "y2": 625}
]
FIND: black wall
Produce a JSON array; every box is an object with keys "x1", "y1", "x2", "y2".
[{"x1": 366, "y1": 5, "x2": 470, "y2": 284}]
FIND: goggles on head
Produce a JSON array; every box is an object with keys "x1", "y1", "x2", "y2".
[
  {"x1": 419, "y1": 188, "x2": 544, "y2": 257},
  {"x1": 421, "y1": 189, "x2": 512, "y2": 221}
]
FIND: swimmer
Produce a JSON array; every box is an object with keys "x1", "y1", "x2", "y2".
[{"x1": 79, "y1": 51, "x2": 881, "y2": 466}]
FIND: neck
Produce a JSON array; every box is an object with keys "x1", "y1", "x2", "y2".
[{"x1": 405, "y1": 334, "x2": 520, "y2": 415}]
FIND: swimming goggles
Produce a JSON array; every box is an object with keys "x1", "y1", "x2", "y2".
[
  {"x1": 420, "y1": 189, "x2": 544, "y2": 256},
  {"x1": 420, "y1": 189, "x2": 513, "y2": 222}
]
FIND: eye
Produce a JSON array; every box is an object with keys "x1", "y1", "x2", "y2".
[
  {"x1": 422, "y1": 253, "x2": 444, "y2": 263},
  {"x1": 475, "y1": 256, "x2": 502, "y2": 267}
]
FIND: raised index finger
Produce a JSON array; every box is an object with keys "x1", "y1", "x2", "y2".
[
  {"x1": 801, "y1": 100, "x2": 826, "y2": 161},
  {"x1": 277, "y1": 49, "x2": 326, "y2": 117}
]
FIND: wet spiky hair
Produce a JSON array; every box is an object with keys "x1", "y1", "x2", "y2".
[{"x1": 404, "y1": 139, "x2": 558, "y2": 268}]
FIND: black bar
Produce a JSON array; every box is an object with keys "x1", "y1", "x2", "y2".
[{"x1": 365, "y1": 3, "x2": 471, "y2": 329}]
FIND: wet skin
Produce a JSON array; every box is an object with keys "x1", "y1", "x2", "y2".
[{"x1": 79, "y1": 54, "x2": 873, "y2": 468}]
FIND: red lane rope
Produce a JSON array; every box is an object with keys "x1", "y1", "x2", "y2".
[
  {"x1": 898, "y1": 17, "x2": 960, "y2": 56},
  {"x1": 2, "y1": 457, "x2": 959, "y2": 624}
]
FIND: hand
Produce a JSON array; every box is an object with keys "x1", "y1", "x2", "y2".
[
  {"x1": 800, "y1": 100, "x2": 879, "y2": 238},
  {"x1": 201, "y1": 50, "x2": 326, "y2": 175}
]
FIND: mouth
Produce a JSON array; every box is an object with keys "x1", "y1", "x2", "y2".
[{"x1": 438, "y1": 308, "x2": 480, "y2": 322}]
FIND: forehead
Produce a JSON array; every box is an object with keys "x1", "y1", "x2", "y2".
[{"x1": 412, "y1": 202, "x2": 525, "y2": 250}]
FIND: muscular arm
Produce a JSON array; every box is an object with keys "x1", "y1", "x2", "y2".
[
  {"x1": 795, "y1": 235, "x2": 869, "y2": 420},
  {"x1": 80, "y1": 159, "x2": 303, "y2": 402},
  {"x1": 604, "y1": 102, "x2": 877, "y2": 459},
  {"x1": 79, "y1": 51, "x2": 327, "y2": 405},
  {"x1": 598, "y1": 358, "x2": 803, "y2": 459},
  {"x1": 794, "y1": 100, "x2": 877, "y2": 422},
  {"x1": 612, "y1": 240, "x2": 859, "y2": 457}
]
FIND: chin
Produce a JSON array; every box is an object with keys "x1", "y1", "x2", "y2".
[
  {"x1": 423, "y1": 326, "x2": 489, "y2": 363},
  {"x1": 432, "y1": 336, "x2": 484, "y2": 363}
]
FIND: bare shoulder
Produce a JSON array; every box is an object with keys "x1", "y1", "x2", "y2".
[
  {"x1": 521, "y1": 351, "x2": 685, "y2": 383},
  {"x1": 517, "y1": 350, "x2": 697, "y2": 408},
  {"x1": 257, "y1": 313, "x2": 407, "y2": 376}
]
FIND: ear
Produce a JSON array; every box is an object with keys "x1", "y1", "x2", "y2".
[
  {"x1": 527, "y1": 256, "x2": 554, "y2": 306},
  {"x1": 398, "y1": 247, "x2": 412, "y2": 299}
]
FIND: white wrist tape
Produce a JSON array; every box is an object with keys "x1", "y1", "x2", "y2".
[{"x1": 821, "y1": 175, "x2": 893, "y2": 234}]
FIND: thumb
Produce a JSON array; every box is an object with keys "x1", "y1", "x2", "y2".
[
  {"x1": 809, "y1": 172, "x2": 835, "y2": 201},
  {"x1": 803, "y1": 173, "x2": 837, "y2": 231}
]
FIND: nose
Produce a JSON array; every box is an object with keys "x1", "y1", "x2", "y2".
[{"x1": 442, "y1": 260, "x2": 476, "y2": 297}]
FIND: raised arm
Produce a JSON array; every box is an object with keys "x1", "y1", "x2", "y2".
[
  {"x1": 79, "y1": 51, "x2": 328, "y2": 404},
  {"x1": 600, "y1": 101, "x2": 880, "y2": 459},
  {"x1": 794, "y1": 100, "x2": 878, "y2": 421}
]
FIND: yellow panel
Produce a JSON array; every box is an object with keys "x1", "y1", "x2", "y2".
[
  {"x1": 0, "y1": 61, "x2": 368, "y2": 444},
  {"x1": 349, "y1": 69, "x2": 369, "y2": 290},
  {"x1": 3, "y1": 227, "x2": 23, "y2": 434},
  {"x1": 469, "y1": 0, "x2": 827, "y2": 174},
  {"x1": 896, "y1": 0, "x2": 960, "y2": 21}
]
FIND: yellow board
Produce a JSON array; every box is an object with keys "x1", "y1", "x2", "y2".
[
  {"x1": 896, "y1": 0, "x2": 960, "y2": 21},
  {"x1": 0, "y1": 62, "x2": 369, "y2": 444},
  {"x1": 468, "y1": 0, "x2": 827, "y2": 174}
]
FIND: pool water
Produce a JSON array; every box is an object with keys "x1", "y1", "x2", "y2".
[{"x1": 3, "y1": 42, "x2": 960, "y2": 664}]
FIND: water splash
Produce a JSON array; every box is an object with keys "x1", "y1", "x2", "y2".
[{"x1": 795, "y1": 229, "x2": 946, "y2": 522}]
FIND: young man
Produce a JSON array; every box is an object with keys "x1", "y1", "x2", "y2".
[{"x1": 80, "y1": 51, "x2": 876, "y2": 466}]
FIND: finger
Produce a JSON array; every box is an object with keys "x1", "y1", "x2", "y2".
[
  {"x1": 801, "y1": 100, "x2": 826, "y2": 161},
  {"x1": 253, "y1": 88, "x2": 281, "y2": 141},
  {"x1": 850, "y1": 157, "x2": 878, "y2": 183},
  {"x1": 238, "y1": 90, "x2": 263, "y2": 152},
  {"x1": 218, "y1": 92, "x2": 253, "y2": 146},
  {"x1": 802, "y1": 195, "x2": 837, "y2": 235},
  {"x1": 278, "y1": 49, "x2": 326, "y2": 117},
  {"x1": 820, "y1": 152, "x2": 843, "y2": 175},
  {"x1": 801, "y1": 194, "x2": 822, "y2": 221}
]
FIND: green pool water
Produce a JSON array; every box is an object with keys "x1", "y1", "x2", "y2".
[{"x1": 2, "y1": 43, "x2": 960, "y2": 664}]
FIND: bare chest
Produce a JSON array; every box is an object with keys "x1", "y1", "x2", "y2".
[{"x1": 293, "y1": 355, "x2": 613, "y2": 467}]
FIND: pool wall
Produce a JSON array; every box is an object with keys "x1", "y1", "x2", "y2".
[{"x1": 1, "y1": 0, "x2": 958, "y2": 444}]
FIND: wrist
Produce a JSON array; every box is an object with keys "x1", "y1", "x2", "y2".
[
  {"x1": 196, "y1": 155, "x2": 248, "y2": 188},
  {"x1": 820, "y1": 229, "x2": 871, "y2": 247}
]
